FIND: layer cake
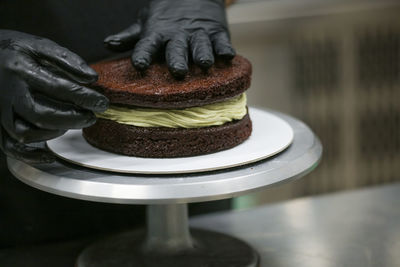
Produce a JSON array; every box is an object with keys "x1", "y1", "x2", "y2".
[{"x1": 83, "y1": 56, "x2": 252, "y2": 157}]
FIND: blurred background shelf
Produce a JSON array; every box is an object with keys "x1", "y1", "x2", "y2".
[{"x1": 227, "y1": 0, "x2": 400, "y2": 208}]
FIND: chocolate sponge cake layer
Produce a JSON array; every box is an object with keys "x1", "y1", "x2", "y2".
[
  {"x1": 83, "y1": 114, "x2": 252, "y2": 158},
  {"x1": 90, "y1": 55, "x2": 252, "y2": 109}
]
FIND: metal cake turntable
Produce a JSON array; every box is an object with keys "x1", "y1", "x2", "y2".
[{"x1": 8, "y1": 108, "x2": 322, "y2": 267}]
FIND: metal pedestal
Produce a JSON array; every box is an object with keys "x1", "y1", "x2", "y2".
[
  {"x1": 7, "y1": 110, "x2": 322, "y2": 267},
  {"x1": 77, "y1": 204, "x2": 259, "y2": 267}
]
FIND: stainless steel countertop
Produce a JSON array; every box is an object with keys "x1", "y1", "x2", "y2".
[
  {"x1": 1, "y1": 183, "x2": 399, "y2": 267},
  {"x1": 191, "y1": 183, "x2": 400, "y2": 267}
]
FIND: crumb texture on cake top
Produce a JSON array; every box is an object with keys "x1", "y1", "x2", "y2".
[{"x1": 90, "y1": 55, "x2": 252, "y2": 109}]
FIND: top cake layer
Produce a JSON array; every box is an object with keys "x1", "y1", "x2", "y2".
[{"x1": 90, "y1": 55, "x2": 252, "y2": 109}]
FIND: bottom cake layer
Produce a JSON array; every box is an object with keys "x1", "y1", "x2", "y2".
[{"x1": 82, "y1": 113, "x2": 252, "y2": 158}]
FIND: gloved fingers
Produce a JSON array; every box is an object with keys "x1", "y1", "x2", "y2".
[
  {"x1": 104, "y1": 23, "x2": 142, "y2": 52},
  {"x1": 166, "y1": 33, "x2": 189, "y2": 78},
  {"x1": 1, "y1": 103, "x2": 66, "y2": 143},
  {"x1": 11, "y1": 117, "x2": 66, "y2": 144},
  {"x1": 190, "y1": 30, "x2": 214, "y2": 69},
  {"x1": 0, "y1": 127, "x2": 55, "y2": 164},
  {"x1": 131, "y1": 33, "x2": 163, "y2": 71},
  {"x1": 211, "y1": 31, "x2": 236, "y2": 60},
  {"x1": 32, "y1": 39, "x2": 98, "y2": 84},
  {"x1": 14, "y1": 93, "x2": 96, "y2": 130},
  {"x1": 18, "y1": 57, "x2": 108, "y2": 113}
]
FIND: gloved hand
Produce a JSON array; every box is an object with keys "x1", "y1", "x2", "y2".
[
  {"x1": 0, "y1": 30, "x2": 109, "y2": 163},
  {"x1": 104, "y1": 0, "x2": 235, "y2": 79}
]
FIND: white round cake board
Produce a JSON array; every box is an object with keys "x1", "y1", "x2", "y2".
[{"x1": 47, "y1": 107, "x2": 294, "y2": 174}]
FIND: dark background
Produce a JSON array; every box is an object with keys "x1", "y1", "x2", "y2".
[{"x1": 0, "y1": 0, "x2": 230, "y2": 248}]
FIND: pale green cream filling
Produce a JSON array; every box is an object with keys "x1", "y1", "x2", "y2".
[{"x1": 96, "y1": 93, "x2": 247, "y2": 128}]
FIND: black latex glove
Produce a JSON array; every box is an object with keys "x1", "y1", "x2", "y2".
[
  {"x1": 0, "y1": 30, "x2": 109, "y2": 163},
  {"x1": 104, "y1": 0, "x2": 235, "y2": 79}
]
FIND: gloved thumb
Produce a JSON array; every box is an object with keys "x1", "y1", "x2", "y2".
[{"x1": 0, "y1": 127, "x2": 55, "y2": 164}]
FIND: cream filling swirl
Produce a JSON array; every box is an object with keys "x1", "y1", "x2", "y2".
[{"x1": 96, "y1": 93, "x2": 247, "y2": 128}]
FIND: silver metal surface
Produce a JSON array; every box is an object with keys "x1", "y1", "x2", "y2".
[
  {"x1": 190, "y1": 183, "x2": 400, "y2": 267},
  {"x1": 145, "y1": 204, "x2": 193, "y2": 252},
  {"x1": 7, "y1": 110, "x2": 322, "y2": 204},
  {"x1": 1, "y1": 183, "x2": 398, "y2": 267}
]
